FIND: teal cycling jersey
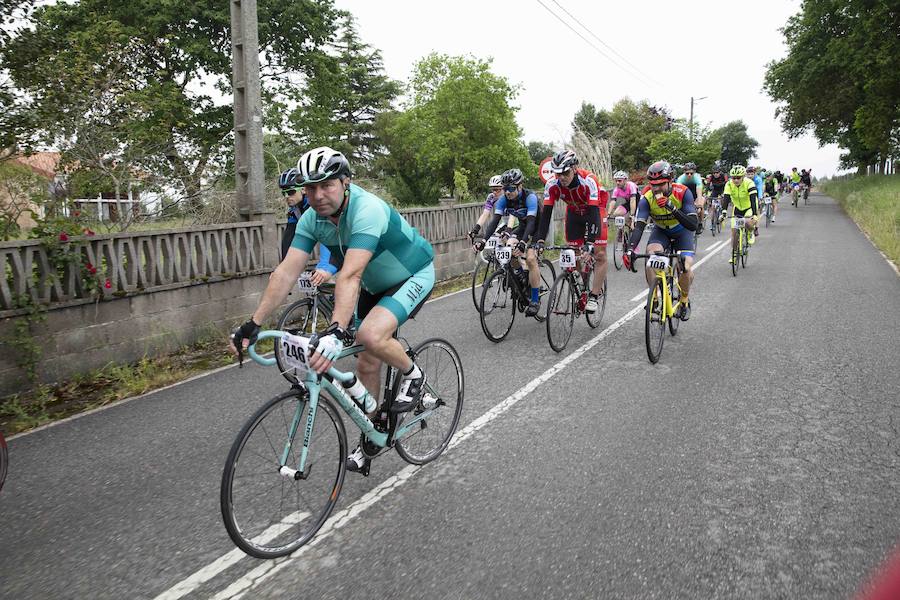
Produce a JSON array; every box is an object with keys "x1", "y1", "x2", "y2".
[{"x1": 291, "y1": 183, "x2": 434, "y2": 294}]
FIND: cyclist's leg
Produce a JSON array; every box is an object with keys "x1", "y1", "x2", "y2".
[
  {"x1": 355, "y1": 264, "x2": 435, "y2": 405},
  {"x1": 672, "y1": 228, "x2": 695, "y2": 303},
  {"x1": 592, "y1": 205, "x2": 609, "y2": 296}
]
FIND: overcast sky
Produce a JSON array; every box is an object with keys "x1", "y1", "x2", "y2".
[{"x1": 336, "y1": 0, "x2": 846, "y2": 176}]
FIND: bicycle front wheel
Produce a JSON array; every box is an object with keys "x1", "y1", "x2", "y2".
[
  {"x1": 546, "y1": 273, "x2": 576, "y2": 353},
  {"x1": 585, "y1": 273, "x2": 606, "y2": 329},
  {"x1": 221, "y1": 390, "x2": 346, "y2": 558},
  {"x1": 741, "y1": 231, "x2": 749, "y2": 268},
  {"x1": 479, "y1": 269, "x2": 515, "y2": 342},
  {"x1": 394, "y1": 339, "x2": 464, "y2": 465},
  {"x1": 613, "y1": 229, "x2": 623, "y2": 270},
  {"x1": 533, "y1": 258, "x2": 557, "y2": 323},
  {"x1": 470, "y1": 258, "x2": 490, "y2": 311},
  {"x1": 645, "y1": 280, "x2": 666, "y2": 363},
  {"x1": 668, "y1": 275, "x2": 681, "y2": 336}
]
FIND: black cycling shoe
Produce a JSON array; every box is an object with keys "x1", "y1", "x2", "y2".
[
  {"x1": 525, "y1": 299, "x2": 540, "y2": 317},
  {"x1": 680, "y1": 300, "x2": 692, "y2": 321}
]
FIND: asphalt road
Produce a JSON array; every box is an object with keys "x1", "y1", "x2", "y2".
[{"x1": 1, "y1": 192, "x2": 898, "y2": 600}]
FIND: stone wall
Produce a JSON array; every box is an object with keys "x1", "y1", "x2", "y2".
[{"x1": 0, "y1": 200, "x2": 493, "y2": 394}]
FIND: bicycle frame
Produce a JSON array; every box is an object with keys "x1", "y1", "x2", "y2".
[
  {"x1": 633, "y1": 251, "x2": 685, "y2": 322},
  {"x1": 248, "y1": 331, "x2": 438, "y2": 477}
]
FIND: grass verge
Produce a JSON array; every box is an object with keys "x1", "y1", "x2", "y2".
[
  {"x1": 820, "y1": 175, "x2": 900, "y2": 267},
  {"x1": 0, "y1": 273, "x2": 475, "y2": 436}
]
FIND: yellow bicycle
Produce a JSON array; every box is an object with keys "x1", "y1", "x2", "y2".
[{"x1": 630, "y1": 250, "x2": 688, "y2": 363}]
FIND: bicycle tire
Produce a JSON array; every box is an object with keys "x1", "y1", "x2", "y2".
[
  {"x1": 585, "y1": 273, "x2": 606, "y2": 329},
  {"x1": 645, "y1": 279, "x2": 666, "y2": 363},
  {"x1": 0, "y1": 432, "x2": 7, "y2": 493},
  {"x1": 765, "y1": 204, "x2": 771, "y2": 228},
  {"x1": 613, "y1": 228, "x2": 623, "y2": 270},
  {"x1": 533, "y1": 258, "x2": 557, "y2": 323},
  {"x1": 546, "y1": 273, "x2": 576, "y2": 353},
  {"x1": 668, "y1": 274, "x2": 681, "y2": 336},
  {"x1": 741, "y1": 230, "x2": 748, "y2": 268},
  {"x1": 731, "y1": 236, "x2": 739, "y2": 277},
  {"x1": 394, "y1": 338, "x2": 465, "y2": 465},
  {"x1": 470, "y1": 258, "x2": 491, "y2": 311},
  {"x1": 221, "y1": 390, "x2": 346, "y2": 559},
  {"x1": 479, "y1": 269, "x2": 515, "y2": 342},
  {"x1": 275, "y1": 299, "x2": 321, "y2": 384}
]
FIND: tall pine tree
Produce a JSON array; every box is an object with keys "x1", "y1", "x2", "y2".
[{"x1": 290, "y1": 14, "x2": 400, "y2": 169}]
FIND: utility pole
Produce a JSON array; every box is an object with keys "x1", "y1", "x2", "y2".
[
  {"x1": 689, "y1": 96, "x2": 707, "y2": 142},
  {"x1": 231, "y1": 0, "x2": 266, "y2": 220}
]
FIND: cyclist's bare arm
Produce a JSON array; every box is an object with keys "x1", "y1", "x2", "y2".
[
  {"x1": 330, "y1": 248, "x2": 372, "y2": 328},
  {"x1": 252, "y1": 247, "x2": 310, "y2": 325}
]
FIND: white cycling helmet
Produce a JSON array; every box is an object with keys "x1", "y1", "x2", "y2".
[
  {"x1": 296, "y1": 146, "x2": 351, "y2": 185},
  {"x1": 488, "y1": 175, "x2": 503, "y2": 187},
  {"x1": 613, "y1": 170, "x2": 628, "y2": 180}
]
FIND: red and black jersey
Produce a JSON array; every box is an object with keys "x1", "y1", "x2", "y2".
[{"x1": 543, "y1": 169, "x2": 608, "y2": 215}]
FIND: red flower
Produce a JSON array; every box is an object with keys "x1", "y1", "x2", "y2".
[
  {"x1": 86, "y1": 262, "x2": 97, "y2": 275},
  {"x1": 104, "y1": 279, "x2": 112, "y2": 289},
  {"x1": 73, "y1": 211, "x2": 81, "y2": 217},
  {"x1": 59, "y1": 232, "x2": 69, "y2": 242}
]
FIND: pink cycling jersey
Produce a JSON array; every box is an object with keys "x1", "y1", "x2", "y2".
[{"x1": 611, "y1": 181, "x2": 638, "y2": 200}]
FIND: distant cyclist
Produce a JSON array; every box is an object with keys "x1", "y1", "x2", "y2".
[
  {"x1": 536, "y1": 149, "x2": 609, "y2": 314},
  {"x1": 468, "y1": 174, "x2": 510, "y2": 246},
  {"x1": 676, "y1": 162, "x2": 705, "y2": 234},
  {"x1": 608, "y1": 170, "x2": 639, "y2": 224},
  {"x1": 474, "y1": 168, "x2": 543, "y2": 316},
  {"x1": 279, "y1": 168, "x2": 337, "y2": 284}
]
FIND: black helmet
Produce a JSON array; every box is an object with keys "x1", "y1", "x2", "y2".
[
  {"x1": 550, "y1": 149, "x2": 578, "y2": 173},
  {"x1": 502, "y1": 168, "x2": 524, "y2": 186},
  {"x1": 278, "y1": 167, "x2": 302, "y2": 190},
  {"x1": 297, "y1": 146, "x2": 352, "y2": 185},
  {"x1": 647, "y1": 160, "x2": 674, "y2": 183},
  {"x1": 684, "y1": 162, "x2": 697, "y2": 171}
]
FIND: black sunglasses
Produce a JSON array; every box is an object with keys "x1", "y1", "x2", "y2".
[
  {"x1": 503, "y1": 185, "x2": 518, "y2": 192},
  {"x1": 281, "y1": 189, "x2": 300, "y2": 197}
]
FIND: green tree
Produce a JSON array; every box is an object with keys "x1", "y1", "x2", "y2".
[
  {"x1": 646, "y1": 121, "x2": 721, "y2": 173},
  {"x1": 607, "y1": 99, "x2": 670, "y2": 173},
  {"x1": 376, "y1": 53, "x2": 533, "y2": 205},
  {"x1": 0, "y1": 0, "x2": 341, "y2": 208},
  {"x1": 289, "y1": 14, "x2": 400, "y2": 167},
  {"x1": 527, "y1": 141, "x2": 555, "y2": 165},
  {"x1": 572, "y1": 102, "x2": 611, "y2": 139},
  {"x1": 712, "y1": 120, "x2": 758, "y2": 168},
  {"x1": 764, "y1": 0, "x2": 900, "y2": 171}
]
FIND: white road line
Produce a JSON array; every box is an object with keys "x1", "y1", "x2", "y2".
[
  {"x1": 183, "y1": 243, "x2": 731, "y2": 600},
  {"x1": 153, "y1": 512, "x2": 310, "y2": 600},
  {"x1": 627, "y1": 240, "x2": 727, "y2": 302}
]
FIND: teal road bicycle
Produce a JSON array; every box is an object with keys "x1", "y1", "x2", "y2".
[{"x1": 221, "y1": 330, "x2": 464, "y2": 558}]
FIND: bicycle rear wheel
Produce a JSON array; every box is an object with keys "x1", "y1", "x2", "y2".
[
  {"x1": 479, "y1": 269, "x2": 515, "y2": 342},
  {"x1": 645, "y1": 279, "x2": 666, "y2": 363},
  {"x1": 221, "y1": 390, "x2": 346, "y2": 558},
  {"x1": 394, "y1": 339, "x2": 464, "y2": 465},
  {"x1": 546, "y1": 273, "x2": 576, "y2": 353},
  {"x1": 534, "y1": 258, "x2": 557, "y2": 323},
  {"x1": 0, "y1": 431, "x2": 7, "y2": 492}
]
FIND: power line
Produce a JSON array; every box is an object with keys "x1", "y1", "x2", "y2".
[
  {"x1": 549, "y1": 0, "x2": 662, "y2": 86},
  {"x1": 533, "y1": 0, "x2": 657, "y2": 88}
]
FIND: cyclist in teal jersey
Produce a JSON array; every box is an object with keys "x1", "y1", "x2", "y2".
[{"x1": 230, "y1": 147, "x2": 436, "y2": 473}]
